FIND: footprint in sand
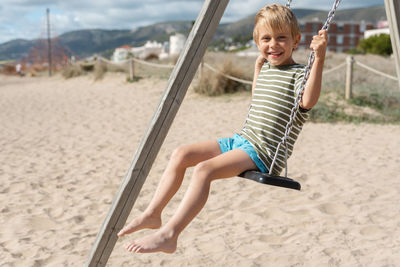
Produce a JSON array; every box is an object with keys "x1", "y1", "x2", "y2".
[
  {"x1": 309, "y1": 192, "x2": 322, "y2": 200},
  {"x1": 317, "y1": 203, "x2": 348, "y2": 215},
  {"x1": 359, "y1": 225, "x2": 383, "y2": 237},
  {"x1": 28, "y1": 216, "x2": 58, "y2": 231}
]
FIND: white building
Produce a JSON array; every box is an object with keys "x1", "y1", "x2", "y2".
[
  {"x1": 112, "y1": 41, "x2": 165, "y2": 62},
  {"x1": 112, "y1": 35, "x2": 186, "y2": 62},
  {"x1": 112, "y1": 45, "x2": 131, "y2": 62},
  {"x1": 169, "y1": 33, "x2": 186, "y2": 56},
  {"x1": 131, "y1": 41, "x2": 162, "y2": 59},
  {"x1": 364, "y1": 28, "x2": 390, "y2": 39},
  {"x1": 141, "y1": 41, "x2": 163, "y2": 59}
]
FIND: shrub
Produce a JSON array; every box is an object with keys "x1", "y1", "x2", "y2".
[
  {"x1": 144, "y1": 53, "x2": 159, "y2": 61},
  {"x1": 81, "y1": 62, "x2": 95, "y2": 71},
  {"x1": 62, "y1": 64, "x2": 85, "y2": 79},
  {"x1": 94, "y1": 61, "x2": 107, "y2": 80},
  {"x1": 194, "y1": 59, "x2": 251, "y2": 96},
  {"x1": 358, "y1": 34, "x2": 392, "y2": 56}
]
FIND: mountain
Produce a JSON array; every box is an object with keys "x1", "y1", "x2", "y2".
[
  {"x1": 215, "y1": 9, "x2": 326, "y2": 43},
  {"x1": 299, "y1": 5, "x2": 387, "y2": 24},
  {"x1": 0, "y1": 6, "x2": 386, "y2": 61},
  {"x1": 0, "y1": 21, "x2": 194, "y2": 62},
  {"x1": 0, "y1": 39, "x2": 33, "y2": 61}
]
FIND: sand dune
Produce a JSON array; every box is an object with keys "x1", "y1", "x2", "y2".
[{"x1": 1, "y1": 73, "x2": 399, "y2": 266}]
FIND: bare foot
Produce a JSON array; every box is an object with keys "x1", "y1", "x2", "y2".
[
  {"x1": 125, "y1": 230, "x2": 177, "y2": 253},
  {"x1": 117, "y1": 213, "x2": 161, "y2": 237}
]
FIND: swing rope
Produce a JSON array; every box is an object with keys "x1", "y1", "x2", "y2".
[{"x1": 240, "y1": 0, "x2": 342, "y2": 189}]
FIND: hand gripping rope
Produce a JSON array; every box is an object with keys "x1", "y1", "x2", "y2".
[{"x1": 239, "y1": 0, "x2": 342, "y2": 190}]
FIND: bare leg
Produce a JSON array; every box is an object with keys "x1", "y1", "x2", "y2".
[
  {"x1": 118, "y1": 140, "x2": 222, "y2": 237},
  {"x1": 126, "y1": 149, "x2": 257, "y2": 253}
]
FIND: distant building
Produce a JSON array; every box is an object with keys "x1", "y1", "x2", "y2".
[
  {"x1": 377, "y1": 20, "x2": 389, "y2": 29},
  {"x1": 113, "y1": 41, "x2": 164, "y2": 62},
  {"x1": 112, "y1": 34, "x2": 186, "y2": 62},
  {"x1": 364, "y1": 20, "x2": 390, "y2": 39},
  {"x1": 169, "y1": 33, "x2": 186, "y2": 56},
  {"x1": 133, "y1": 41, "x2": 163, "y2": 59},
  {"x1": 364, "y1": 28, "x2": 390, "y2": 39},
  {"x1": 112, "y1": 45, "x2": 131, "y2": 62},
  {"x1": 298, "y1": 21, "x2": 374, "y2": 53}
]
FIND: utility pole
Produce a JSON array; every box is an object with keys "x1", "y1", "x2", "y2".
[{"x1": 46, "y1": 8, "x2": 52, "y2": 76}]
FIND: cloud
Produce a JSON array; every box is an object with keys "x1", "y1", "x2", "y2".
[{"x1": 0, "y1": 0, "x2": 385, "y2": 44}]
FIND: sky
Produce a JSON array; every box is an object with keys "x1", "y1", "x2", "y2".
[{"x1": 0, "y1": 0, "x2": 385, "y2": 44}]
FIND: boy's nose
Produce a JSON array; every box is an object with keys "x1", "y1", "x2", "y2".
[{"x1": 270, "y1": 38, "x2": 278, "y2": 48}]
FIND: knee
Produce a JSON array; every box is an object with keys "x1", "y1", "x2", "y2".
[
  {"x1": 192, "y1": 161, "x2": 214, "y2": 183},
  {"x1": 170, "y1": 145, "x2": 191, "y2": 166}
]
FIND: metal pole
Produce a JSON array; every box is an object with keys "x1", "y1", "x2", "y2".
[{"x1": 46, "y1": 8, "x2": 52, "y2": 76}]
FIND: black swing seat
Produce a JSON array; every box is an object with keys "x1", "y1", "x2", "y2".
[{"x1": 239, "y1": 170, "x2": 301, "y2": 190}]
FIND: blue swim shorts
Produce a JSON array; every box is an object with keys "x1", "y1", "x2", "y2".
[{"x1": 217, "y1": 133, "x2": 268, "y2": 173}]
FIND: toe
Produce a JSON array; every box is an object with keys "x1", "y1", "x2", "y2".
[
  {"x1": 126, "y1": 243, "x2": 135, "y2": 252},
  {"x1": 133, "y1": 245, "x2": 142, "y2": 253}
]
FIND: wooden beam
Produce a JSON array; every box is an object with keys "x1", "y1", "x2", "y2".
[
  {"x1": 384, "y1": 0, "x2": 400, "y2": 89},
  {"x1": 84, "y1": 1, "x2": 229, "y2": 266}
]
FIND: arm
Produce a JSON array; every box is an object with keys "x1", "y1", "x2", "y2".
[
  {"x1": 300, "y1": 30, "x2": 328, "y2": 110},
  {"x1": 252, "y1": 54, "x2": 266, "y2": 97}
]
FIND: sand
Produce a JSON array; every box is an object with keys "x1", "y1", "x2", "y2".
[{"x1": 1, "y1": 73, "x2": 399, "y2": 266}]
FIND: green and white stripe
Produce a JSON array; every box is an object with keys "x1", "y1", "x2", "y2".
[{"x1": 240, "y1": 62, "x2": 308, "y2": 175}]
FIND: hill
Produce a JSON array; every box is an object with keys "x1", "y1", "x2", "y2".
[
  {"x1": 300, "y1": 5, "x2": 386, "y2": 24},
  {"x1": 0, "y1": 6, "x2": 386, "y2": 61}
]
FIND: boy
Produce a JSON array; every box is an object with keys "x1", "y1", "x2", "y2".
[{"x1": 118, "y1": 4, "x2": 327, "y2": 253}]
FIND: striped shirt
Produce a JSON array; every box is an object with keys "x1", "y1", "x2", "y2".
[{"x1": 240, "y1": 62, "x2": 308, "y2": 175}]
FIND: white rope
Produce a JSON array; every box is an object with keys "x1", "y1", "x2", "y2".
[
  {"x1": 131, "y1": 57, "x2": 175, "y2": 69},
  {"x1": 98, "y1": 56, "x2": 130, "y2": 65},
  {"x1": 98, "y1": 56, "x2": 175, "y2": 69},
  {"x1": 324, "y1": 62, "x2": 346, "y2": 75},
  {"x1": 355, "y1": 60, "x2": 398, "y2": 81},
  {"x1": 203, "y1": 63, "x2": 253, "y2": 85},
  {"x1": 99, "y1": 55, "x2": 352, "y2": 86},
  {"x1": 202, "y1": 61, "x2": 346, "y2": 85}
]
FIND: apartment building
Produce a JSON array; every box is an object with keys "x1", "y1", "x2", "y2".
[{"x1": 298, "y1": 21, "x2": 374, "y2": 53}]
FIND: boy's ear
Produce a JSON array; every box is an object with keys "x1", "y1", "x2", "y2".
[{"x1": 293, "y1": 33, "x2": 301, "y2": 49}]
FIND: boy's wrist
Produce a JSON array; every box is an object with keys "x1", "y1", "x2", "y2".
[{"x1": 314, "y1": 54, "x2": 325, "y2": 62}]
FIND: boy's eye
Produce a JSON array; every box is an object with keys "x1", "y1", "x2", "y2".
[{"x1": 278, "y1": 36, "x2": 287, "y2": 40}]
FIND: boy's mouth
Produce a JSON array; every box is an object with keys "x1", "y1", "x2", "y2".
[{"x1": 268, "y1": 52, "x2": 283, "y2": 58}]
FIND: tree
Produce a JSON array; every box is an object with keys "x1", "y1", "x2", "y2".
[{"x1": 358, "y1": 34, "x2": 392, "y2": 56}]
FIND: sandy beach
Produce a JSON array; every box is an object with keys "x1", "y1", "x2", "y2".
[{"x1": 1, "y1": 73, "x2": 399, "y2": 266}]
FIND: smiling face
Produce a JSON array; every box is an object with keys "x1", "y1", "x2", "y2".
[{"x1": 255, "y1": 25, "x2": 300, "y2": 66}]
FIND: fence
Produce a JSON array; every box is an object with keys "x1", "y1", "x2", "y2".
[
  {"x1": 97, "y1": 56, "x2": 174, "y2": 80},
  {"x1": 97, "y1": 55, "x2": 399, "y2": 98}
]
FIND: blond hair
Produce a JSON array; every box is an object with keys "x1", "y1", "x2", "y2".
[{"x1": 253, "y1": 4, "x2": 300, "y2": 43}]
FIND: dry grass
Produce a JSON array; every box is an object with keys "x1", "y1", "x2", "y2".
[
  {"x1": 194, "y1": 54, "x2": 252, "y2": 96},
  {"x1": 191, "y1": 50, "x2": 399, "y2": 123},
  {"x1": 62, "y1": 64, "x2": 86, "y2": 79},
  {"x1": 311, "y1": 51, "x2": 399, "y2": 123},
  {"x1": 60, "y1": 49, "x2": 399, "y2": 123},
  {"x1": 93, "y1": 61, "x2": 108, "y2": 80}
]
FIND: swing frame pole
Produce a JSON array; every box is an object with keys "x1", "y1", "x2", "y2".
[
  {"x1": 384, "y1": 0, "x2": 400, "y2": 89},
  {"x1": 85, "y1": 1, "x2": 229, "y2": 266}
]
